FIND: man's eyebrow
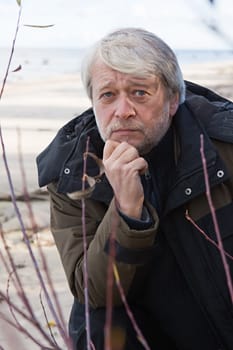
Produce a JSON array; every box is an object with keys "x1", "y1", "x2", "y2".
[{"x1": 97, "y1": 81, "x2": 115, "y2": 91}]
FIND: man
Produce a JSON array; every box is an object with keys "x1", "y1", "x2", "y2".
[{"x1": 37, "y1": 28, "x2": 233, "y2": 349}]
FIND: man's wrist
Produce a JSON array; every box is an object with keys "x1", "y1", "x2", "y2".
[
  {"x1": 116, "y1": 198, "x2": 144, "y2": 220},
  {"x1": 118, "y1": 205, "x2": 154, "y2": 230}
]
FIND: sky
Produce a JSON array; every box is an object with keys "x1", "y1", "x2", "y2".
[{"x1": 1, "y1": 0, "x2": 233, "y2": 50}]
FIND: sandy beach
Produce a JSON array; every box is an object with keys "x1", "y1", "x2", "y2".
[{"x1": 0, "y1": 59, "x2": 233, "y2": 349}]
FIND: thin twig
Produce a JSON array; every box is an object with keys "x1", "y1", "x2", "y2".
[
  {"x1": 0, "y1": 229, "x2": 59, "y2": 348},
  {"x1": 0, "y1": 3, "x2": 70, "y2": 347},
  {"x1": 185, "y1": 210, "x2": 233, "y2": 261},
  {"x1": 6, "y1": 270, "x2": 23, "y2": 331},
  {"x1": 0, "y1": 5, "x2": 22, "y2": 100},
  {"x1": 39, "y1": 289, "x2": 60, "y2": 349},
  {"x1": 0, "y1": 309, "x2": 58, "y2": 350},
  {"x1": 113, "y1": 264, "x2": 151, "y2": 350},
  {"x1": 81, "y1": 137, "x2": 92, "y2": 350},
  {"x1": 17, "y1": 127, "x2": 38, "y2": 235},
  {"x1": 0, "y1": 225, "x2": 39, "y2": 326},
  {"x1": 104, "y1": 208, "x2": 150, "y2": 349},
  {"x1": 0, "y1": 127, "x2": 69, "y2": 345},
  {"x1": 0, "y1": 294, "x2": 58, "y2": 349},
  {"x1": 200, "y1": 134, "x2": 233, "y2": 303},
  {"x1": 104, "y1": 213, "x2": 118, "y2": 350},
  {"x1": 17, "y1": 127, "x2": 68, "y2": 338}
]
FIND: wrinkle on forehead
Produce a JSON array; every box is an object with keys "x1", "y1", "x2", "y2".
[{"x1": 91, "y1": 61, "x2": 160, "y2": 95}]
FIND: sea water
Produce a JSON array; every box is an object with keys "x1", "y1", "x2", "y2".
[
  {"x1": 0, "y1": 46, "x2": 233, "y2": 83},
  {"x1": 0, "y1": 47, "x2": 87, "y2": 83}
]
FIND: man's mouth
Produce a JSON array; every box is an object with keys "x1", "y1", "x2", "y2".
[{"x1": 111, "y1": 129, "x2": 140, "y2": 136}]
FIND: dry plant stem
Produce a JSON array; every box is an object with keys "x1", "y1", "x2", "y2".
[
  {"x1": 104, "y1": 254, "x2": 114, "y2": 350},
  {"x1": 0, "y1": 67, "x2": 68, "y2": 347},
  {"x1": 200, "y1": 134, "x2": 233, "y2": 303},
  {"x1": 104, "y1": 215, "x2": 118, "y2": 350},
  {"x1": 0, "y1": 127, "x2": 69, "y2": 345},
  {"x1": 185, "y1": 211, "x2": 233, "y2": 261},
  {"x1": 0, "y1": 150, "x2": 63, "y2": 348},
  {"x1": 17, "y1": 128, "x2": 68, "y2": 341},
  {"x1": 0, "y1": 227, "x2": 58, "y2": 347},
  {"x1": 39, "y1": 290, "x2": 60, "y2": 348},
  {"x1": 0, "y1": 311, "x2": 54, "y2": 349},
  {"x1": 0, "y1": 292, "x2": 38, "y2": 330},
  {"x1": 0, "y1": 57, "x2": 69, "y2": 346},
  {"x1": 113, "y1": 265, "x2": 151, "y2": 350},
  {"x1": 103, "y1": 210, "x2": 150, "y2": 350},
  {"x1": 81, "y1": 137, "x2": 93, "y2": 350},
  {"x1": 6, "y1": 270, "x2": 26, "y2": 331},
  {"x1": 0, "y1": 3, "x2": 70, "y2": 349},
  {"x1": 0, "y1": 4, "x2": 22, "y2": 100},
  {"x1": 0, "y1": 225, "x2": 37, "y2": 323},
  {"x1": 0, "y1": 294, "x2": 56, "y2": 348},
  {"x1": 17, "y1": 128, "x2": 38, "y2": 234}
]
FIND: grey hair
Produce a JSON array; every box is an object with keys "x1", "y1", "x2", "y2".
[{"x1": 81, "y1": 27, "x2": 185, "y2": 104}]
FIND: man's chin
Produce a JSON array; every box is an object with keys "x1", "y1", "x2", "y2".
[
  {"x1": 109, "y1": 137, "x2": 148, "y2": 154},
  {"x1": 109, "y1": 134, "x2": 137, "y2": 146}
]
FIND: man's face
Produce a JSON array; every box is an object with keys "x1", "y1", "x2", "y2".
[{"x1": 91, "y1": 61, "x2": 179, "y2": 155}]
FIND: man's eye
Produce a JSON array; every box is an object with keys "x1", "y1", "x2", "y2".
[
  {"x1": 101, "y1": 91, "x2": 113, "y2": 98},
  {"x1": 134, "y1": 90, "x2": 147, "y2": 97}
]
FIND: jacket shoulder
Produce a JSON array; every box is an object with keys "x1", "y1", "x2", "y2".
[
  {"x1": 36, "y1": 108, "x2": 96, "y2": 188},
  {"x1": 62, "y1": 108, "x2": 95, "y2": 137},
  {"x1": 185, "y1": 81, "x2": 233, "y2": 143},
  {"x1": 206, "y1": 109, "x2": 233, "y2": 143}
]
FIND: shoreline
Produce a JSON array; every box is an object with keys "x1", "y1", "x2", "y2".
[{"x1": 182, "y1": 60, "x2": 233, "y2": 100}]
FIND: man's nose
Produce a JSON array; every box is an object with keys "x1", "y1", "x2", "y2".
[{"x1": 114, "y1": 95, "x2": 136, "y2": 119}]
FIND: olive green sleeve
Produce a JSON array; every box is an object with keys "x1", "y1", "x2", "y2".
[{"x1": 48, "y1": 182, "x2": 159, "y2": 308}]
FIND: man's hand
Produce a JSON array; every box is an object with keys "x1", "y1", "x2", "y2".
[{"x1": 103, "y1": 140, "x2": 148, "y2": 219}]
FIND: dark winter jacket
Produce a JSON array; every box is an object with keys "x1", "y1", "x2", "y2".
[{"x1": 37, "y1": 81, "x2": 233, "y2": 349}]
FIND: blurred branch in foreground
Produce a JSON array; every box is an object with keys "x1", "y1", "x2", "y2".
[
  {"x1": 191, "y1": 0, "x2": 233, "y2": 49},
  {"x1": 0, "y1": 2, "x2": 72, "y2": 349}
]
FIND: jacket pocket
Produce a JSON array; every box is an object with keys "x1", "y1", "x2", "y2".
[
  {"x1": 195, "y1": 202, "x2": 233, "y2": 290},
  {"x1": 196, "y1": 202, "x2": 233, "y2": 242}
]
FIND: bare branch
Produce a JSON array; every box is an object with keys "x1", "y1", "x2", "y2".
[{"x1": 200, "y1": 134, "x2": 233, "y2": 303}]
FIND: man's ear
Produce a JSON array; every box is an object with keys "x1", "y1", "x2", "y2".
[{"x1": 169, "y1": 93, "x2": 179, "y2": 117}]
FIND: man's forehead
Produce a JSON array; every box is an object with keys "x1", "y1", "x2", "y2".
[
  {"x1": 91, "y1": 60, "x2": 158, "y2": 84},
  {"x1": 92, "y1": 69, "x2": 158, "y2": 89}
]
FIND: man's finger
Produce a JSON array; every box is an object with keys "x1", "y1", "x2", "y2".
[{"x1": 103, "y1": 140, "x2": 121, "y2": 160}]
